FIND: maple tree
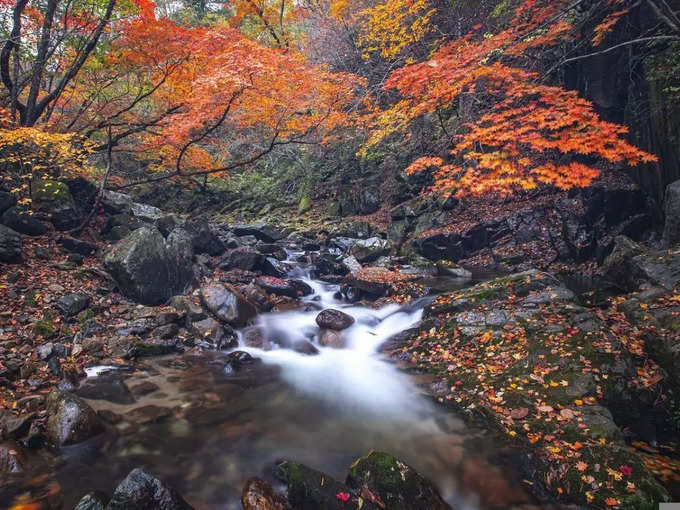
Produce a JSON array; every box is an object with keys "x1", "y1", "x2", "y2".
[{"x1": 363, "y1": 0, "x2": 662, "y2": 197}]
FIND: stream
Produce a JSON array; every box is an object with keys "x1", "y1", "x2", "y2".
[{"x1": 2, "y1": 252, "x2": 542, "y2": 510}]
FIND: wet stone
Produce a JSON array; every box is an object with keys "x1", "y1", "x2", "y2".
[
  {"x1": 130, "y1": 380, "x2": 160, "y2": 397},
  {"x1": 315, "y1": 309, "x2": 355, "y2": 331},
  {"x1": 127, "y1": 405, "x2": 173, "y2": 424}
]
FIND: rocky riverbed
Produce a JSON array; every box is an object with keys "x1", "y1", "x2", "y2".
[{"x1": 1, "y1": 181, "x2": 680, "y2": 510}]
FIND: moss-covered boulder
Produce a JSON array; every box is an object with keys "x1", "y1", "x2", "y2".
[
  {"x1": 32, "y1": 179, "x2": 75, "y2": 212},
  {"x1": 277, "y1": 461, "x2": 379, "y2": 510},
  {"x1": 346, "y1": 452, "x2": 450, "y2": 510}
]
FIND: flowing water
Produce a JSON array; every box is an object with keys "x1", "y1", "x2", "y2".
[{"x1": 1, "y1": 254, "x2": 542, "y2": 510}]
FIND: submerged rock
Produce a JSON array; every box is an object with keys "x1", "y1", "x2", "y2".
[
  {"x1": 45, "y1": 388, "x2": 103, "y2": 447},
  {"x1": 105, "y1": 468, "x2": 195, "y2": 510},
  {"x1": 346, "y1": 451, "x2": 450, "y2": 510},
  {"x1": 318, "y1": 329, "x2": 345, "y2": 349},
  {"x1": 242, "y1": 478, "x2": 291, "y2": 510}
]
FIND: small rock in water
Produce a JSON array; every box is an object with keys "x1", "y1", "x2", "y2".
[
  {"x1": 242, "y1": 478, "x2": 291, "y2": 510},
  {"x1": 45, "y1": 388, "x2": 103, "y2": 447},
  {"x1": 315, "y1": 309, "x2": 355, "y2": 331},
  {"x1": 127, "y1": 405, "x2": 173, "y2": 424},
  {"x1": 318, "y1": 329, "x2": 345, "y2": 349},
  {"x1": 106, "y1": 468, "x2": 195, "y2": 510},
  {"x1": 292, "y1": 340, "x2": 319, "y2": 355}
]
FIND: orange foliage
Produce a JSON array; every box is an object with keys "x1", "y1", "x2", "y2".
[{"x1": 368, "y1": 0, "x2": 657, "y2": 197}]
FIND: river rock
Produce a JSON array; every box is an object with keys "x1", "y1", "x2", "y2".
[
  {"x1": 260, "y1": 257, "x2": 287, "y2": 278},
  {"x1": 190, "y1": 317, "x2": 237, "y2": 348},
  {"x1": 45, "y1": 388, "x2": 103, "y2": 446},
  {"x1": 278, "y1": 461, "x2": 379, "y2": 510},
  {"x1": 200, "y1": 282, "x2": 257, "y2": 327},
  {"x1": 255, "y1": 276, "x2": 298, "y2": 298},
  {"x1": 0, "y1": 224, "x2": 22, "y2": 262},
  {"x1": 220, "y1": 247, "x2": 264, "y2": 271},
  {"x1": 292, "y1": 340, "x2": 320, "y2": 355},
  {"x1": 1, "y1": 207, "x2": 46, "y2": 236},
  {"x1": 105, "y1": 468, "x2": 195, "y2": 510},
  {"x1": 55, "y1": 292, "x2": 90, "y2": 316},
  {"x1": 318, "y1": 329, "x2": 345, "y2": 348},
  {"x1": 232, "y1": 224, "x2": 285, "y2": 243},
  {"x1": 346, "y1": 451, "x2": 450, "y2": 510},
  {"x1": 185, "y1": 217, "x2": 226, "y2": 256},
  {"x1": 0, "y1": 441, "x2": 27, "y2": 473},
  {"x1": 316, "y1": 309, "x2": 355, "y2": 330},
  {"x1": 74, "y1": 492, "x2": 108, "y2": 510},
  {"x1": 242, "y1": 478, "x2": 291, "y2": 510},
  {"x1": 349, "y1": 237, "x2": 391, "y2": 263},
  {"x1": 663, "y1": 180, "x2": 680, "y2": 247},
  {"x1": 103, "y1": 226, "x2": 194, "y2": 305}
]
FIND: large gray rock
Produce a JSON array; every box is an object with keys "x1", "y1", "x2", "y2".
[
  {"x1": 45, "y1": 388, "x2": 103, "y2": 447},
  {"x1": 185, "y1": 218, "x2": 225, "y2": 256},
  {"x1": 0, "y1": 191, "x2": 15, "y2": 215},
  {"x1": 106, "y1": 468, "x2": 195, "y2": 510},
  {"x1": 199, "y1": 282, "x2": 257, "y2": 327},
  {"x1": 349, "y1": 237, "x2": 391, "y2": 263},
  {"x1": 663, "y1": 180, "x2": 680, "y2": 248},
  {"x1": 1, "y1": 207, "x2": 46, "y2": 236},
  {"x1": 101, "y1": 190, "x2": 162, "y2": 220},
  {"x1": 74, "y1": 492, "x2": 107, "y2": 510},
  {"x1": 103, "y1": 227, "x2": 194, "y2": 305},
  {"x1": 604, "y1": 236, "x2": 680, "y2": 291},
  {"x1": 0, "y1": 224, "x2": 22, "y2": 262}
]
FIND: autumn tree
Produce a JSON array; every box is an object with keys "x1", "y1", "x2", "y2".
[{"x1": 363, "y1": 0, "x2": 666, "y2": 197}]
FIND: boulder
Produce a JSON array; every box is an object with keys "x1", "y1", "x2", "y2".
[
  {"x1": 103, "y1": 226, "x2": 194, "y2": 305},
  {"x1": 1, "y1": 207, "x2": 46, "y2": 236},
  {"x1": 32, "y1": 179, "x2": 75, "y2": 211},
  {"x1": 51, "y1": 206, "x2": 81, "y2": 231},
  {"x1": 316, "y1": 309, "x2": 355, "y2": 330},
  {"x1": 57, "y1": 236, "x2": 97, "y2": 256},
  {"x1": 101, "y1": 190, "x2": 162, "y2": 220},
  {"x1": 255, "y1": 276, "x2": 298, "y2": 298},
  {"x1": 0, "y1": 190, "x2": 15, "y2": 215},
  {"x1": 220, "y1": 248, "x2": 264, "y2": 271},
  {"x1": 105, "y1": 468, "x2": 195, "y2": 510},
  {"x1": 278, "y1": 461, "x2": 379, "y2": 510},
  {"x1": 663, "y1": 180, "x2": 680, "y2": 248},
  {"x1": 189, "y1": 317, "x2": 237, "y2": 349},
  {"x1": 185, "y1": 217, "x2": 225, "y2": 256},
  {"x1": 45, "y1": 388, "x2": 103, "y2": 446},
  {"x1": 242, "y1": 478, "x2": 291, "y2": 510},
  {"x1": 74, "y1": 492, "x2": 108, "y2": 510},
  {"x1": 233, "y1": 224, "x2": 285, "y2": 243},
  {"x1": 200, "y1": 282, "x2": 257, "y2": 327},
  {"x1": 259, "y1": 257, "x2": 287, "y2": 278},
  {"x1": 346, "y1": 451, "x2": 451, "y2": 510},
  {"x1": 55, "y1": 293, "x2": 90, "y2": 316},
  {"x1": 0, "y1": 441, "x2": 27, "y2": 473},
  {"x1": 349, "y1": 237, "x2": 391, "y2": 263},
  {"x1": 604, "y1": 236, "x2": 680, "y2": 291},
  {"x1": 289, "y1": 279, "x2": 313, "y2": 296},
  {"x1": 0, "y1": 224, "x2": 22, "y2": 263}
]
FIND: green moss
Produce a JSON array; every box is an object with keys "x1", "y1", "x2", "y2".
[
  {"x1": 34, "y1": 319, "x2": 57, "y2": 339},
  {"x1": 32, "y1": 179, "x2": 74, "y2": 211}
]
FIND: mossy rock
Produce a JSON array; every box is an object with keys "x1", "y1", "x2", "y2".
[
  {"x1": 32, "y1": 179, "x2": 75, "y2": 212},
  {"x1": 298, "y1": 195, "x2": 312, "y2": 214},
  {"x1": 277, "y1": 461, "x2": 379, "y2": 510},
  {"x1": 346, "y1": 451, "x2": 450, "y2": 510}
]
